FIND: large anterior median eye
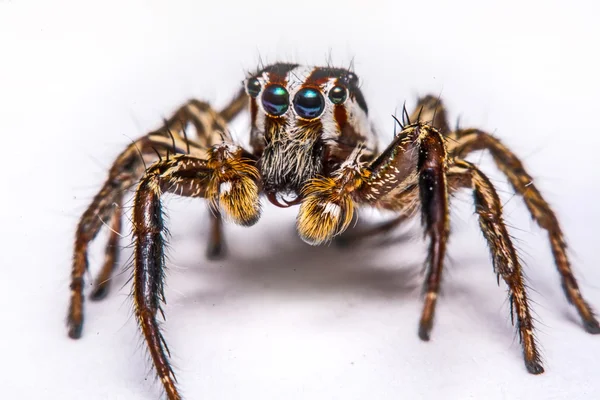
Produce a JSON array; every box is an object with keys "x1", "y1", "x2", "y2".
[
  {"x1": 293, "y1": 88, "x2": 325, "y2": 119},
  {"x1": 262, "y1": 85, "x2": 289, "y2": 116}
]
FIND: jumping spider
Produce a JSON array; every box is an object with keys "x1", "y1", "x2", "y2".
[{"x1": 67, "y1": 63, "x2": 599, "y2": 399}]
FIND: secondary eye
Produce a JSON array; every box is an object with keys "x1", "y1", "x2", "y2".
[
  {"x1": 328, "y1": 86, "x2": 348, "y2": 104},
  {"x1": 261, "y1": 85, "x2": 289, "y2": 116},
  {"x1": 293, "y1": 88, "x2": 325, "y2": 119},
  {"x1": 246, "y1": 78, "x2": 261, "y2": 98}
]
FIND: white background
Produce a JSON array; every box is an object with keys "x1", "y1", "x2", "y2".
[{"x1": 2, "y1": 1, "x2": 600, "y2": 399}]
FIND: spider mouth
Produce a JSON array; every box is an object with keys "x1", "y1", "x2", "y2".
[{"x1": 266, "y1": 191, "x2": 302, "y2": 208}]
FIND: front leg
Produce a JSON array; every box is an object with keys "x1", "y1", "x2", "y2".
[
  {"x1": 68, "y1": 94, "x2": 247, "y2": 339},
  {"x1": 297, "y1": 123, "x2": 451, "y2": 343},
  {"x1": 131, "y1": 149, "x2": 260, "y2": 400},
  {"x1": 359, "y1": 123, "x2": 451, "y2": 340}
]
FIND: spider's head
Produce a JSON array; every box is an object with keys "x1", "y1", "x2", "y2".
[
  {"x1": 244, "y1": 63, "x2": 374, "y2": 194},
  {"x1": 244, "y1": 63, "x2": 370, "y2": 139}
]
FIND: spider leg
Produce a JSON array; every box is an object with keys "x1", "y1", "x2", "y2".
[
  {"x1": 206, "y1": 211, "x2": 226, "y2": 260},
  {"x1": 89, "y1": 196, "x2": 123, "y2": 300},
  {"x1": 297, "y1": 123, "x2": 451, "y2": 343},
  {"x1": 158, "y1": 92, "x2": 248, "y2": 259},
  {"x1": 449, "y1": 159, "x2": 544, "y2": 374},
  {"x1": 69, "y1": 138, "x2": 156, "y2": 338},
  {"x1": 131, "y1": 149, "x2": 260, "y2": 400},
  {"x1": 452, "y1": 129, "x2": 599, "y2": 333},
  {"x1": 415, "y1": 130, "x2": 450, "y2": 341},
  {"x1": 219, "y1": 88, "x2": 249, "y2": 122},
  {"x1": 68, "y1": 94, "x2": 249, "y2": 338},
  {"x1": 404, "y1": 97, "x2": 464, "y2": 339},
  {"x1": 362, "y1": 122, "x2": 451, "y2": 341},
  {"x1": 408, "y1": 94, "x2": 452, "y2": 135}
]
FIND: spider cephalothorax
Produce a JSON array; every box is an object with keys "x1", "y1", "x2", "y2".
[{"x1": 67, "y1": 63, "x2": 599, "y2": 400}]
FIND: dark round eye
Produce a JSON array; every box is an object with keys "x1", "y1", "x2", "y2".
[
  {"x1": 328, "y1": 86, "x2": 348, "y2": 104},
  {"x1": 261, "y1": 85, "x2": 289, "y2": 116},
  {"x1": 246, "y1": 78, "x2": 261, "y2": 98},
  {"x1": 293, "y1": 88, "x2": 325, "y2": 119}
]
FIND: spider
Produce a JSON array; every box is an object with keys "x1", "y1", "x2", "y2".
[{"x1": 67, "y1": 63, "x2": 599, "y2": 399}]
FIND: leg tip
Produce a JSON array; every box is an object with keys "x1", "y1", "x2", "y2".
[
  {"x1": 90, "y1": 285, "x2": 110, "y2": 301},
  {"x1": 525, "y1": 360, "x2": 545, "y2": 375},
  {"x1": 583, "y1": 319, "x2": 600, "y2": 334},
  {"x1": 67, "y1": 322, "x2": 83, "y2": 339},
  {"x1": 418, "y1": 324, "x2": 432, "y2": 341},
  {"x1": 206, "y1": 242, "x2": 226, "y2": 260}
]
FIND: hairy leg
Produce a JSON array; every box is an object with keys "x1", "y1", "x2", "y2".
[
  {"x1": 358, "y1": 123, "x2": 452, "y2": 340},
  {"x1": 69, "y1": 140, "x2": 148, "y2": 338},
  {"x1": 409, "y1": 95, "x2": 597, "y2": 334},
  {"x1": 450, "y1": 160, "x2": 543, "y2": 374},
  {"x1": 452, "y1": 129, "x2": 599, "y2": 333},
  {"x1": 90, "y1": 196, "x2": 123, "y2": 300},
  {"x1": 297, "y1": 122, "x2": 453, "y2": 340},
  {"x1": 131, "y1": 148, "x2": 260, "y2": 399},
  {"x1": 68, "y1": 94, "x2": 248, "y2": 338},
  {"x1": 415, "y1": 130, "x2": 450, "y2": 341},
  {"x1": 335, "y1": 95, "x2": 452, "y2": 246}
]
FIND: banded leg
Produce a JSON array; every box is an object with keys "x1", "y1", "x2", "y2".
[
  {"x1": 297, "y1": 122, "x2": 452, "y2": 341},
  {"x1": 68, "y1": 94, "x2": 248, "y2": 338},
  {"x1": 452, "y1": 129, "x2": 599, "y2": 333},
  {"x1": 131, "y1": 149, "x2": 260, "y2": 400},
  {"x1": 450, "y1": 160, "x2": 543, "y2": 374},
  {"x1": 90, "y1": 195, "x2": 123, "y2": 300},
  {"x1": 69, "y1": 140, "x2": 149, "y2": 338},
  {"x1": 355, "y1": 123, "x2": 452, "y2": 340},
  {"x1": 416, "y1": 129, "x2": 450, "y2": 341},
  {"x1": 366, "y1": 122, "x2": 452, "y2": 340}
]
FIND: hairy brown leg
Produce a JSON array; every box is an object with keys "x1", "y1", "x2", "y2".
[
  {"x1": 132, "y1": 162, "x2": 202, "y2": 400},
  {"x1": 408, "y1": 94, "x2": 452, "y2": 135},
  {"x1": 202, "y1": 90, "x2": 247, "y2": 260},
  {"x1": 69, "y1": 134, "x2": 197, "y2": 338},
  {"x1": 90, "y1": 196, "x2": 123, "y2": 300},
  {"x1": 132, "y1": 149, "x2": 260, "y2": 400},
  {"x1": 206, "y1": 211, "x2": 226, "y2": 260},
  {"x1": 406, "y1": 97, "x2": 457, "y2": 339},
  {"x1": 416, "y1": 130, "x2": 450, "y2": 340},
  {"x1": 356, "y1": 123, "x2": 452, "y2": 341},
  {"x1": 69, "y1": 141, "x2": 146, "y2": 338},
  {"x1": 450, "y1": 160, "x2": 544, "y2": 374},
  {"x1": 219, "y1": 88, "x2": 248, "y2": 122},
  {"x1": 68, "y1": 95, "x2": 247, "y2": 339},
  {"x1": 298, "y1": 122, "x2": 452, "y2": 339},
  {"x1": 452, "y1": 129, "x2": 599, "y2": 333}
]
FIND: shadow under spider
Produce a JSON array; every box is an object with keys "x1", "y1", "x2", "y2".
[{"x1": 168, "y1": 223, "x2": 429, "y2": 306}]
